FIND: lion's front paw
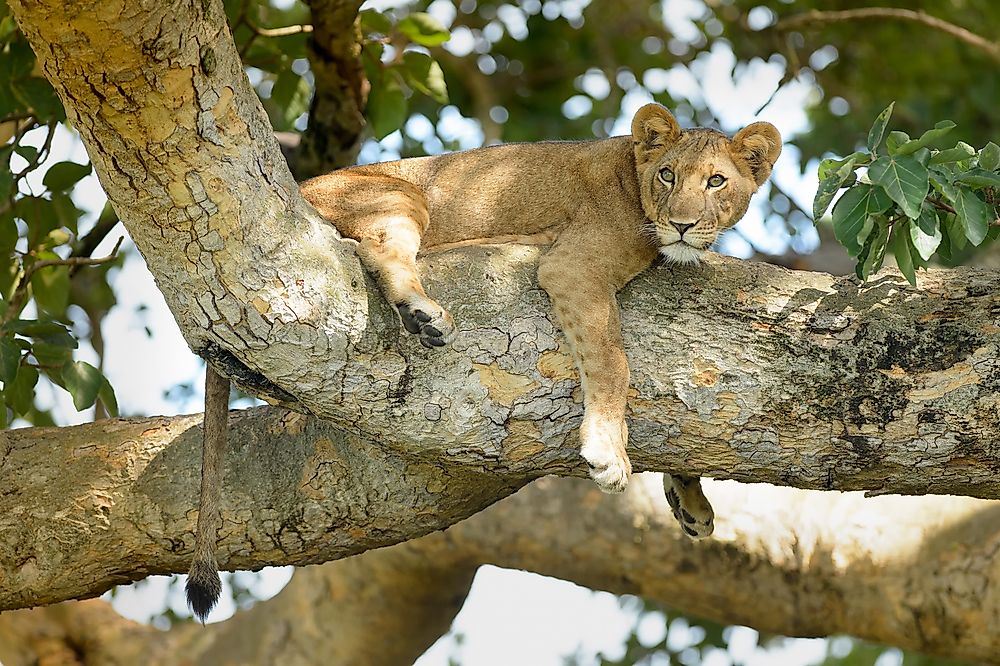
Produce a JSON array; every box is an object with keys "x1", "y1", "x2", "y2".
[
  {"x1": 664, "y1": 474, "x2": 714, "y2": 539},
  {"x1": 580, "y1": 417, "x2": 632, "y2": 494},
  {"x1": 396, "y1": 298, "x2": 456, "y2": 349}
]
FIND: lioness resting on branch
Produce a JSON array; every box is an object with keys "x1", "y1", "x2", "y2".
[{"x1": 187, "y1": 103, "x2": 781, "y2": 620}]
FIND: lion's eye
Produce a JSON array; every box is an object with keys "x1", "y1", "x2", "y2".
[
  {"x1": 658, "y1": 167, "x2": 675, "y2": 184},
  {"x1": 707, "y1": 174, "x2": 726, "y2": 188}
]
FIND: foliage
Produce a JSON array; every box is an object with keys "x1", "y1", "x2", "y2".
[
  {"x1": 814, "y1": 102, "x2": 1000, "y2": 283},
  {"x1": 0, "y1": 11, "x2": 119, "y2": 426}
]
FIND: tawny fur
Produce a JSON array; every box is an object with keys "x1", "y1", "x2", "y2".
[{"x1": 301, "y1": 103, "x2": 780, "y2": 536}]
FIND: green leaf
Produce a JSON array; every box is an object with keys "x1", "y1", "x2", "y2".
[
  {"x1": 0, "y1": 210, "x2": 16, "y2": 257},
  {"x1": 62, "y1": 360, "x2": 103, "y2": 411},
  {"x1": 367, "y1": 74, "x2": 407, "y2": 140},
  {"x1": 910, "y1": 209, "x2": 942, "y2": 261},
  {"x1": 9, "y1": 363, "x2": 37, "y2": 416},
  {"x1": 99, "y1": 376, "x2": 119, "y2": 417},
  {"x1": 397, "y1": 13, "x2": 450, "y2": 47},
  {"x1": 813, "y1": 157, "x2": 860, "y2": 221},
  {"x1": 30, "y1": 339, "x2": 72, "y2": 366},
  {"x1": 0, "y1": 165, "x2": 11, "y2": 201},
  {"x1": 0, "y1": 335, "x2": 20, "y2": 385},
  {"x1": 979, "y1": 141, "x2": 1000, "y2": 171},
  {"x1": 867, "y1": 154, "x2": 929, "y2": 219},
  {"x1": 51, "y1": 193, "x2": 81, "y2": 234},
  {"x1": 831, "y1": 184, "x2": 892, "y2": 256},
  {"x1": 955, "y1": 168, "x2": 1000, "y2": 189},
  {"x1": 359, "y1": 8, "x2": 393, "y2": 35},
  {"x1": 929, "y1": 142, "x2": 975, "y2": 166},
  {"x1": 42, "y1": 161, "x2": 91, "y2": 191},
  {"x1": 269, "y1": 69, "x2": 312, "y2": 130},
  {"x1": 886, "y1": 131, "x2": 909, "y2": 155},
  {"x1": 6, "y1": 319, "x2": 77, "y2": 348},
  {"x1": 892, "y1": 120, "x2": 956, "y2": 156},
  {"x1": 855, "y1": 216, "x2": 890, "y2": 280},
  {"x1": 817, "y1": 151, "x2": 868, "y2": 180},
  {"x1": 951, "y1": 188, "x2": 991, "y2": 246},
  {"x1": 867, "y1": 102, "x2": 893, "y2": 153},
  {"x1": 4, "y1": 37, "x2": 35, "y2": 78},
  {"x1": 943, "y1": 213, "x2": 967, "y2": 252},
  {"x1": 14, "y1": 144, "x2": 38, "y2": 163},
  {"x1": 30, "y1": 255, "x2": 70, "y2": 316},
  {"x1": 400, "y1": 51, "x2": 448, "y2": 104},
  {"x1": 13, "y1": 77, "x2": 64, "y2": 119},
  {"x1": 889, "y1": 223, "x2": 916, "y2": 286}
]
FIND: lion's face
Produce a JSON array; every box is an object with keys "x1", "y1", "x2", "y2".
[{"x1": 631, "y1": 105, "x2": 782, "y2": 264}]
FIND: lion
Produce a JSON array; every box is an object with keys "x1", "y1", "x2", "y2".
[{"x1": 185, "y1": 104, "x2": 781, "y2": 619}]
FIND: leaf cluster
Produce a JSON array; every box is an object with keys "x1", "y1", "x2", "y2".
[
  {"x1": 360, "y1": 9, "x2": 451, "y2": 139},
  {"x1": 1, "y1": 16, "x2": 120, "y2": 426},
  {"x1": 814, "y1": 102, "x2": 999, "y2": 283}
]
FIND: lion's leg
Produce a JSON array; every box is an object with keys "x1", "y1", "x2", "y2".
[
  {"x1": 302, "y1": 173, "x2": 455, "y2": 348},
  {"x1": 663, "y1": 474, "x2": 714, "y2": 538},
  {"x1": 537, "y1": 227, "x2": 656, "y2": 494},
  {"x1": 355, "y1": 217, "x2": 456, "y2": 348}
]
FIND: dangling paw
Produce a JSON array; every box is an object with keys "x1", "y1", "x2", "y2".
[
  {"x1": 396, "y1": 297, "x2": 456, "y2": 348},
  {"x1": 580, "y1": 417, "x2": 632, "y2": 494},
  {"x1": 664, "y1": 473, "x2": 714, "y2": 539}
]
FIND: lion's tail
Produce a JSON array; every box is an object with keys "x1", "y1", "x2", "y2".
[{"x1": 185, "y1": 367, "x2": 229, "y2": 623}]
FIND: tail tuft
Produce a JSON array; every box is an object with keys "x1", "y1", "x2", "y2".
[{"x1": 186, "y1": 556, "x2": 222, "y2": 623}]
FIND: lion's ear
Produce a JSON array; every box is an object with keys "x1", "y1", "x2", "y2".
[
  {"x1": 631, "y1": 104, "x2": 681, "y2": 168},
  {"x1": 732, "y1": 122, "x2": 782, "y2": 186}
]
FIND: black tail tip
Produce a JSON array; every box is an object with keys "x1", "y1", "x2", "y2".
[{"x1": 186, "y1": 559, "x2": 222, "y2": 623}]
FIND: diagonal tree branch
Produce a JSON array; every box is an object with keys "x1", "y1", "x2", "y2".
[{"x1": 773, "y1": 8, "x2": 1000, "y2": 63}]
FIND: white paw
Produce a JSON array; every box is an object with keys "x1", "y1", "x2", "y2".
[
  {"x1": 664, "y1": 473, "x2": 714, "y2": 539},
  {"x1": 580, "y1": 417, "x2": 632, "y2": 494}
]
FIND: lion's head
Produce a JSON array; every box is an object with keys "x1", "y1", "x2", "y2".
[{"x1": 631, "y1": 104, "x2": 781, "y2": 264}]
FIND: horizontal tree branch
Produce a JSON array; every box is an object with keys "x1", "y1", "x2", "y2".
[{"x1": 4, "y1": 475, "x2": 1000, "y2": 663}]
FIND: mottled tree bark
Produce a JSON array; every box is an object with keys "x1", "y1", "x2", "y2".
[{"x1": 3, "y1": 475, "x2": 1000, "y2": 664}]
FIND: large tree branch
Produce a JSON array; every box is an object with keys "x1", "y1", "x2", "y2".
[
  {"x1": 4, "y1": 370, "x2": 1000, "y2": 615},
  {"x1": 4, "y1": 475, "x2": 1000, "y2": 663}
]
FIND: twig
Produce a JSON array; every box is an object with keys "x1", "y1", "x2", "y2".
[
  {"x1": 772, "y1": 9, "x2": 1000, "y2": 63},
  {"x1": 24, "y1": 236, "x2": 124, "y2": 281},
  {"x1": 247, "y1": 22, "x2": 313, "y2": 38},
  {"x1": 928, "y1": 196, "x2": 957, "y2": 215},
  {"x1": 2, "y1": 237, "x2": 124, "y2": 326}
]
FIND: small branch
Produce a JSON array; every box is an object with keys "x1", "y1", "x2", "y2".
[
  {"x1": 773, "y1": 9, "x2": 1000, "y2": 63},
  {"x1": 247, "y1": 22, "x2": 313, "y2": 38},
  {"x1": 928, "y1": 196, "x2": 957, "y2": 215},
  {"x1": 23, "y1": 235, "x2": 123, "y2": 282},
  {"x1": 1, "y1": 237, "x2": 124, "y2": 326}
]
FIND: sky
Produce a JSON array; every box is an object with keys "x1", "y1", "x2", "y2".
[{"x1": 7, "y1": 0, "x2": 897, "y2": 663}]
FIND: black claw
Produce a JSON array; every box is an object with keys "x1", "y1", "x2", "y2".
[
  {"x1": 423, "y1": 325, "x2": 442, "y2": 338},
  {"x1": 425, "y1": 336, "x2": 446, "y2": 347},
  {"x1": 683, "y1": 524, "x2": 699, "y2": 538},
  {"x1": 681, "y1": 509, "x2": 695, "y2": 524},
  {"x1": 419, "y1": 337, "x2": 434, "y2": 349},
  {"x1": 414, "y1": 309, "x2": 432, "y2": 323},
  {"x1": 397, "y1": 304, "x2": 423, "y2": 334}
]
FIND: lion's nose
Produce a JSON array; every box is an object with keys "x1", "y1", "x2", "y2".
[{"x1": 670, "y1": 221, "x2": 694, "y2": 236}]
